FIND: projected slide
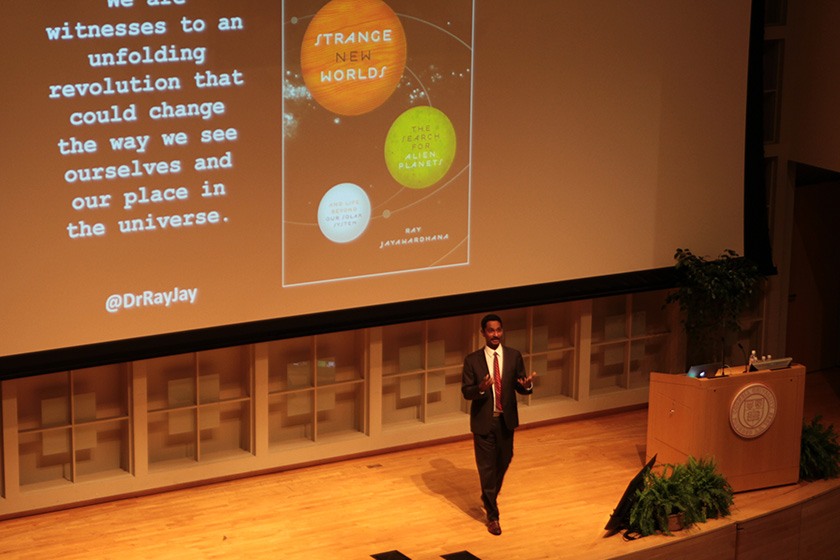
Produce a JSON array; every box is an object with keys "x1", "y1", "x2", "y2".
[
  {"x1": 1, "y1": 0, "x2": 751, "y2": 376},
  {"x1": 282, "y1": 0, "x2": 472, "y2": 285}
]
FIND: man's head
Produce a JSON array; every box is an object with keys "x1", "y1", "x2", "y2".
[{"x1": 480, "y1": 313, "x2": 504, "y2": 349}]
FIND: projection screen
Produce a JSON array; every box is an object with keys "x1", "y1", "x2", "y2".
[{"x1": 0, "y1": 0, "x2": 751, "y2": 377}]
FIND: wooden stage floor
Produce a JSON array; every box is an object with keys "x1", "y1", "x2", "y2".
[{"x1": 1, "y1": 369, "x2": 838, "y2": 559}]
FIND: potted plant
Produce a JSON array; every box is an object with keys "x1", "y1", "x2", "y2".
[
  {"x1": 627, "y1": 462, "x2": 698, "y2": 536},
  {"x1": 665, "y1": 248, "x2": 763, "y2": 367},
  {"x1": 626, "y1": 457, "x2": 733, "y2": 537},
  {"x1": 800, "y1": 415, "x2": 840, "y2": 481}
]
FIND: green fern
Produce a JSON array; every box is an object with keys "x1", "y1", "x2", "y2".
[
  {"x1": 628, "y1": 463, "x2": 698, "y2": 536},
  {"x1": 684, "y1": 456, "x2": 734, "y2": 522},
  {"x1": 626, "y1": 457, "x2": 733, "y2": 537},
  {"x1": 800, "y1": 416, "x2": 840, "y2": 481}
]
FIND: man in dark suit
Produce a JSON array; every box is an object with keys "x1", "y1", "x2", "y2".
[{"x1": 461, "y1": 313, "x2": 537, "y2": 535}]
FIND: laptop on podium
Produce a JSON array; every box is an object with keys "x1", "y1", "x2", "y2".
[{"x1": 686, "y1": 362, "x2": 723, "y2": 379}]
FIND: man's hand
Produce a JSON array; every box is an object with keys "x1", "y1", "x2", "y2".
[
  {"x1": 518, "y1": 371, "x2": 537, "y2": 389},
  {"x1": 479, "y1": 374, "x2": 493, "y2": 392}
]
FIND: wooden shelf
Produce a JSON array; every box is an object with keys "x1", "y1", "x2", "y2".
[{"x1": 0, "y1": 290, "x2": 688, "y2": 518}]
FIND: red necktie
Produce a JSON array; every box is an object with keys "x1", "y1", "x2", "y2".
[{"x1": 493, "y1": 351, "x2": 502, "y2": 413}]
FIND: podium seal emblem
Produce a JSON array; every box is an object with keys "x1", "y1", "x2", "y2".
[{"x1": 730, "y1": 383, "x2": 777, "y2": 438}]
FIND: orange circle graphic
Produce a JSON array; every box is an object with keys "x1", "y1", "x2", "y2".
[{"x1": 301, "y1": 0, "x2": 407, "y2": 116}]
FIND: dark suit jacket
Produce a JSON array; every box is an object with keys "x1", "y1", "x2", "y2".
[{"x1": 461, "y1": 345, "x2": 532, "y2": 435}]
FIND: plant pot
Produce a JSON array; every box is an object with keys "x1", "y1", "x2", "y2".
[{"x1": 667, "y1": 512, "x2": 685, "y2": 533}]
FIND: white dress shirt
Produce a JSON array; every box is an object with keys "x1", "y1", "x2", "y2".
[{"x1": 484, "y1": 345, "x2": 503, "y2": 412}]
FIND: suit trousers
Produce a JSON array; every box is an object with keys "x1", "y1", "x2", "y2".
[{"x1": 473, "y1": 414, "x2": 514, "y2": 521}]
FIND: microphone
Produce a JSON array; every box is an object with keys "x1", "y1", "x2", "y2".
[{"x1": 737, "y1": 343, "x2": 749, "y2": 373}]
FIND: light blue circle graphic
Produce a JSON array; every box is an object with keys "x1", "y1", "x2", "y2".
[{"x1": 317, "y1": 182, "x2": 372, "y2": 243}]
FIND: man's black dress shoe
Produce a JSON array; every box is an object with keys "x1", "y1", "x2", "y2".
[{"x1": 487, "y1": 520, "x2": 502, "y2": 535}]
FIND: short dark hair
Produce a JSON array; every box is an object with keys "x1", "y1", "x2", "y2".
[{"x1": 481, "y1": 313, "x2": 503, "y2": 330}]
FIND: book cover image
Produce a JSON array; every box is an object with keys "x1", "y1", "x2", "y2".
[{"x1": 282, "y1": 0, "x2": 473, "y2": 285}]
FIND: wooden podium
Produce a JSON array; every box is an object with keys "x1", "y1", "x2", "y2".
[{"x1": 646, "y1": 364, "x2": 805, "y2": 492}]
